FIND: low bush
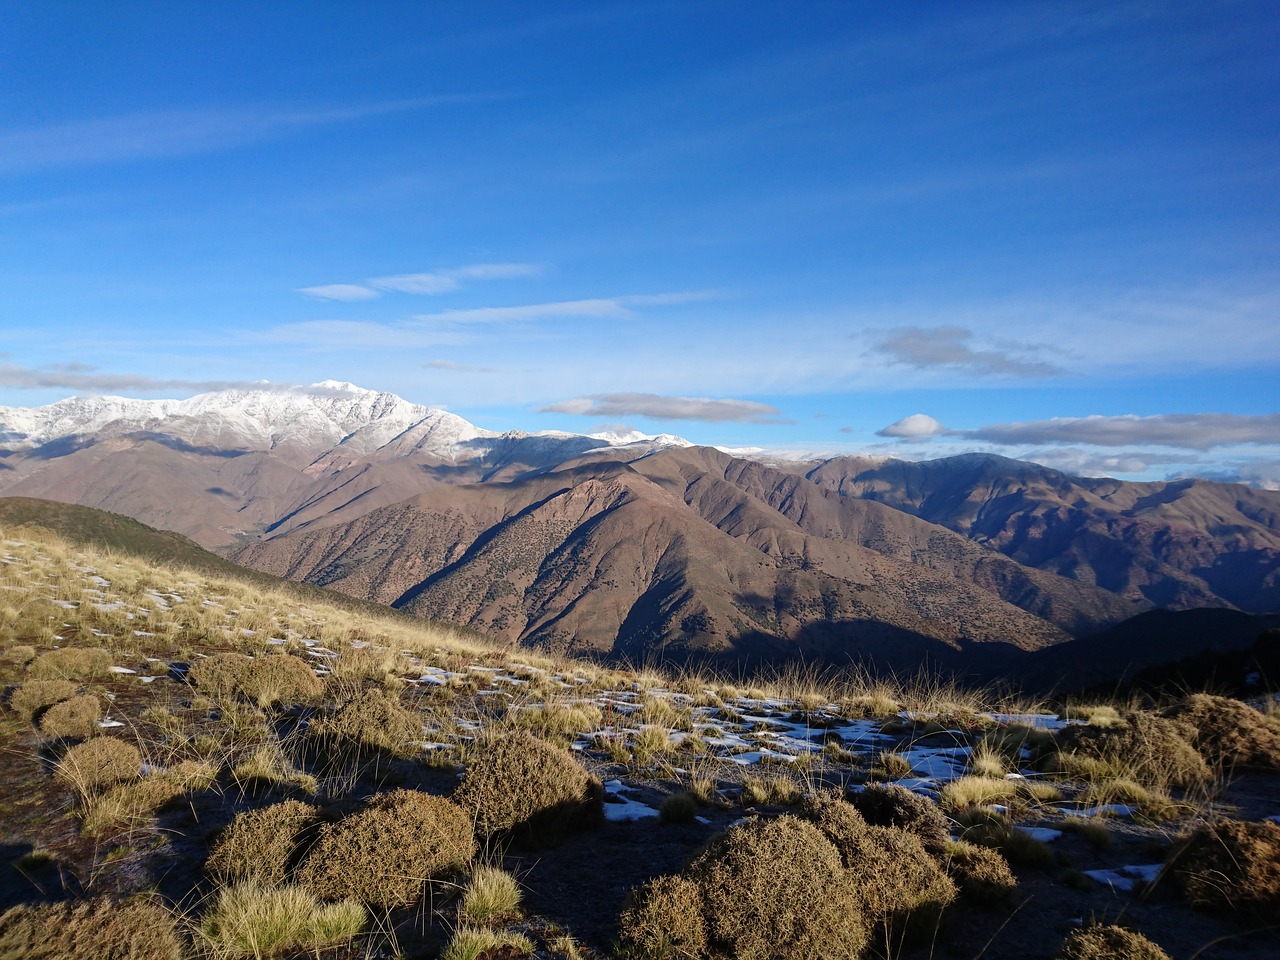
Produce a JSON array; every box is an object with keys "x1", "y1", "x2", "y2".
[
  {"x1": 1166, "y1": 694, "x2": 1280, "y2": 769},
  {"x1": 36, "y1": 693, "x2": 101, "y2": 740},
  {"x1": 56, "y1": 736, "x2": 142, "y2": 795},
  {"x1": 957, "y1": 810, "x2": 1056, "y2": 868},
  {"x1": 688, "y1": 815, "x2": 869, "y2": 960},
  {"x1": 1058, "y1": 713, "x2": 1210, "y2": 789},
  {"x1": 0, "y1": 896, "x2": 184, "y2": 960},
  {"x1": 659, "y1": 791, "x2": 699, "y2": 824},
  {"x1": 199, "y1": 881, "x2": 365, "y2": 959},
  {"x1": 453, "y1": 731, "x2": 603, "y2": 843},
  {"x1": 306, "y1": 688, "x2": 423, "y2": 758},
  {"x1": 187, "y1": 653, "x2": 251, "y2": 698},
  {"x1": 848, "y1": 783, "x2": 952, "y2": 855},
  {"x1": 1054, "y1": 923, "x2": 1171, "y2": 960},
  {"x1": 206, "y1": 799, "x2": 319, "y2": 887},
  {"x1": 295, "y1": 789, "x2": 474, "y2": 907},
  {"x1": 8, "y1": 679, "x2": 77, "y2": 722},
  {"x1": 1165, "y1": 818, "x2": 1280, "y2": 923},
  {"x1": 28, "y1": 647, "x2": 112, "y2": 680},
  {"x1": 617, "y1": 874, "x2": 708, "y2": 959},
  {"x1": 942, "y1": 840, "x2": 1018, "y2": 903}
]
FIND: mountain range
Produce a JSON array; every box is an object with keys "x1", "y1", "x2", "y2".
[{"x1": 2, "y1": 382, "x2": 1277, "y2": 673}]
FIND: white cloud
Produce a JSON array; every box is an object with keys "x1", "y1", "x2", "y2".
[
  {"x1": 417, "y1": 298, "x2": 632, "y2": 324},
  {"x1": 542, "y1": 392, "x2": 789, "y2": 424},
  {"x1": 0, "y1": 362, "x2": 280, "y2": 394},
  {"x1": 963, "y1": 413, "x2": 1280, "y2": 451},
  {"x1": 876, "y1": 413, "x2": 949, "y2": 438},
  {"x1": 424, "y1": 359, "x2": 495, "y2": 373}
]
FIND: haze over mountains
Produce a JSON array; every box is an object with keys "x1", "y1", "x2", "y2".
[{"x1": 2, "y1": 382, "x2": 1277, "y2": 671}]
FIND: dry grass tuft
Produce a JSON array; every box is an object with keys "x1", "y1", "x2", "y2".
[
  {"x1": 1053, "y1": 922, "x2": 1171, "y2": 960},
  {"x1": 36, "y1": 692, "x2": 101, "y2": 740},
  {"x1": 1165, "y1": 818, "x2": 1280, "y2": 923},
  {"x1": 0, "y1": 896, "x2": 184, "y2": 960},
  {"x1": 8, "y1": 679, "x2": 77, "y2": 722},
  {"x1": 82, "y1": 760, "x2": 217, "y2": 835},
  {"x1": 295, "y1": 789, "x2": 474, "y2": 907},
  {"x1": 27, "y1": 646, "x2": 112, "y2": 680},
  {"x1": 199, "y1": 881, "x2": 365, "y2": 959},
  {"x1": 659, "y1": 791, "x2": 700, "y2": 824},
  {"x1": 440, "y1": 926, "x2": 534, "y2": 960},
  {"x1": 938, "y1": 776, "x2": 1020, "y2": 812},
  {"x1": 453, "y1": 731, "x2": 603, "y2": 843},
  {"x1": 459, "y1": 865, "x2": 523, "y2": 925},
  {"x1": 206, "y1": 799, "x2": 319, "y2": 887},
  {"x1": 56, "y1": 736, "x2": 142, "y2": 795}
]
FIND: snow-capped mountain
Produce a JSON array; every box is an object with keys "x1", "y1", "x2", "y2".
[
  {"x1": 0, "y1": 380, "x2": 689, "y2": 466},
  {"x1": 0, "y1": 381, "x2": 691, "y2": 547}
]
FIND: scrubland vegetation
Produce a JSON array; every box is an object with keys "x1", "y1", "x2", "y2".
[{"x1": 1, "y1": 525, "x2": 1278, "y2": 959}]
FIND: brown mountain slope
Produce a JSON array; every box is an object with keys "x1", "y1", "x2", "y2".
[
  {"x1": 233, "y1": 456, "x2": 1132, "y2": 663},
  {"x1": 806, "y1": 453, "x2": 1280, "y2": 611}
]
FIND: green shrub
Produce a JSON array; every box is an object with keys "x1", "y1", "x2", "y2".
[
  {"x1": 617, "y1": 874, "x2": 708, "y2": 959},
  {"x1": 56, "y1": 737, "x2": 142, "y2": 795},
  {"x1": 206, "y1": 800, "x2": 319, "y2": 887},
  {"x1": 689, "y1": 816, "x2": 869, "y2": 960},
  {"x1": 848, "y1": 783, "x2": 952, "y2": 855},
  {"x1": 8, "y1": 679, "x2": 76, "y2": 722},
  {"x1": 0, "y1": 897, "x2": 183, "y2": 960},
  {"x1": 453, "y1": 731, "x2": 603, "y2": 843},
  {"x1": 942, "y1": 839, "x2": 1018, "y2": 903},
  {"x1": 295, "y1": 789, "x2": 474, "y2": 907},
  {"x1": 1054, "y1": 923, "x2": 1171, "y2": 960},
  {"x1": 199, "y1": 881, "x2": 365, "y2": 959},
  {"x1": 1166, "y1": 694, "x2": 1280, "y2": 769},
  {"x1": 38, "y1": 693, "x2": 101, "y2": 740},
  {"x1": 306, "y1": 688, "x2": 422, "y2": 758},
  {"x1": 1165, "y1": 818, "x2": 1280, "y2": 923},
  {"x1": 28, "y1": 647, "x2": 112, "y2": 680}
]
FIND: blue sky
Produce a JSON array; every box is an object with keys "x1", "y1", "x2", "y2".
[{"x1": 2, "y1": 2, "x2": 1278, "y2": 485}]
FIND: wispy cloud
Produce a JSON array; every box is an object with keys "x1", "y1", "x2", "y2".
[
  {"x1": 870, "y1": 325, "x2": 1064, "y2": 378},
  {"x1": 542, "y1": 392, "x2": 790, "y2": 424},
  {"x1": 416, "y1": 298, "x2": 631, "y2": 324},
  {"x1": 424, "y1": 359, "x2": 496, "y2": 373},
  {"x1": 963, "y1": 413, "x2": 1280, "y2": 451},
  {"x1": 300, "y1": 262, "x2": 543, "y2": 301},
  {"x1": 0, "y1": 97, "x2": 482, "y2": 176},
  {"x1": 0, "y1": 362, "x2": 277, "y2": 395},
  {"x1": 876, "y1": 413, "x2": 949, "y2": 438}
]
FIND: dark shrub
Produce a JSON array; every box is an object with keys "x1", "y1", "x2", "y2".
[
  {"x1": 306, "y1": 688, "x2": 422, "y2": 758},
  {"x1": 1166, "y1": 694, "x2": 1280, "y2": 769},
  {"x1": 942, "y1": 839, "x2": 1018, "y2": 903},
  {"x1": 617, "y1": 874, "x2": 708, "y2": 959},
  {"x1": 1054, "y1": 923, "x2": 1171, "y2": 960},
  {"x1": 848, "y1": 783, "x2": 952, "y2": 855}
]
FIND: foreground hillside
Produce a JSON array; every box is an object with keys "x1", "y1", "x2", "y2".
[{"x1": 2, "y1": 524, "x2": 1278, "y2": 959}]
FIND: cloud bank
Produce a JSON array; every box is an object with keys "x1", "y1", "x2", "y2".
[
  {"x1": 872, "y1": 325, "x2": 1064, "y2": 378},
  {"x1": 963, "y1": 413, "x2": 1280, "y2": 451}
]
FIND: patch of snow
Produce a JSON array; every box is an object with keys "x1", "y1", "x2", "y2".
[
  {"x1": 1082, "y1": 864, "x2": 1162, "y2": 892},
  {"x1": 1015, "y1": 826, "x2": 1063, "y2": 843},
  {"x1": 603, "y1": 780, "x2": 661, "y2": 821},
  {"x1": 108, "y1": 666, "x2": 137, "y2": 674},
  {"x1": 1060, "y1": 804, "x2": 1138, "y2": 819}
]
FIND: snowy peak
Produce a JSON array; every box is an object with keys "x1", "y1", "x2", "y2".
[{"x1": 0, "y1": 382, "x2": 689, "y2": 466}]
